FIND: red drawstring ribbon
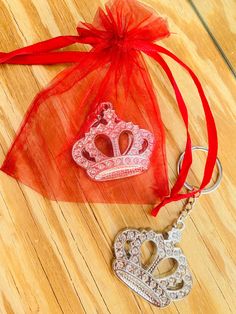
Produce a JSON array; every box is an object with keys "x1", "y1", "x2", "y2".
[
  {"x1": 133, "y1": 42, "x2": 218, "y2": 215},
  {"x1": 0, "y1": 33, "x2": 218, "y2": 215}
]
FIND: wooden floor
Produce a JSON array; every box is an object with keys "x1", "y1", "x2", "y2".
[{"x1": 0, "y1": 0, "x2": 236, "y2": 313}]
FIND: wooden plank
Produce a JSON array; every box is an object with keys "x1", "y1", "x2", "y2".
[
  {"x1": 190, "y1": 0, "x2": 236, "y2": 72},
  {"x1": 0, "y1": 0, "x2": 236, "y2": 313}
]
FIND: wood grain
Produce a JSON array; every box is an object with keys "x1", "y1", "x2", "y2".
[
  {"x1": 191, "y1": 0, "x2": 236, "y2": 72},
  {"x1": 0, "y1": 0, "x2": 236, "y2": 313}
]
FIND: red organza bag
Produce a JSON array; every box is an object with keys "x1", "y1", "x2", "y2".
[{"x1": 0, "y1": 0, "x2": 217, "y2": 214}]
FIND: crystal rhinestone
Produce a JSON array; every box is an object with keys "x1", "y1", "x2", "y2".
[
  {"x1": 150, "y1": 280, "x2": 157, "y2": 288},
  {"x1": 166, "y1": 249, "x2": 172, "y2": 255},
  {"x1": 130, "y1": 256, "x2": 139, "y2": 264},
  {"x1": 184, "y1": 286, "x2": 190, "y2": 294},
  {"x1": 141, "y1": 159, "x2": 147, "y2": 166},
  {"x1": 169, "y1": 277, "x2": 176, "y2": 285},
  {"x1": 131, "y1": 247, "x2": 139, "y2": 255},
  {"x1": 116, "y1": 250, "x2": 123, "y2": 258},
  {"x1": 128, "y1": 231, "x2": 135, "y2": 239},
  {"x1": 179, "y1": 265, "x2": 186, "y2": 273},
  {"x1": 179, "y1": 256, "x2": 186, "y2": 264},
  {"x1": 115, "y1": 241, "x2": 123, "y2": 249},
  {"x1": 160, "y1": 280, "x2": 168, "y2": 288},
  {"x1": 134, "y1": 269, "x2": 141, "y2": 276},
  {"x1": 170, "y1": 293, "x2": 177, "y2": 299},
  {"x1": 119, "y1": 234, "x2": 126, "y2": 242},
  {"x1": 140, "y1": 233, "x2": 147, "y2": 241},
  {"x1": 119, "y1": 122, "x2": 126, "y2": 128},
  {"x1": 173, "y1": 250, "x2": 180, "y2": 257},
  {"x1": 116, "y1": 261, "x2": 124, "y2": 269},
  {"x1": 82, "y1": 161, "x2": 89, "y2": 168},
  {"x1": 90, "y1": 148, "x2": 96, "y2": 154},
  {"x1": 87, "y1": 143, "x2": 93, "y2": 149},
  {"x1": 116, "y1": 158, "x2": 122, "y2": 165},
  {"x1": 160, "y1": 296, "x2": 168, "y2": 303},
  {"x1": 147, "y1": 231, "x2": 155, "y2": 239},
  {"x1": 134, "y1": 239, "x2": 141, "y2": 246},
  {"x1": 73, "y1": 152, "x2": 81, "y2": 158},
  {"x1": 89, "y1": 170, "x2": 96, "y2": 176},
  {"x1": 165, "y1": 241, "x2": 172, "y2": 248},
  {"x1": 162, "y1": 300, "x2": 169, "y2": 307},
  {"x1": 111, "y1": 131, "x2": 118, "y2": 138},
  {"x1": 184, "y1": 274, "x2": 191, "y2": 282},
  {"x1": 156, "y1": 287, "x2": 163, "y2": 295},
  {"x1": 125, "y1": 157, "x2": 131, "y2": 164},
  {"x1": 142, "y1": 274, "x2": 149, "y2": 282},
  {"x1": 158, "y1": 249, "x2": 165, "y2": 258},
  {"x1": 126, "y1": 264, "x2": 133, "y2": 272},
  {"x1": 178, "y1": 291, "x2": 185, "y2": 298},
  {"x1": 106, "y1": 160, "x2": 113, "y2": 167},
  {"x1": 170, "y1": 231, "x2": 177, "y2": 238}
]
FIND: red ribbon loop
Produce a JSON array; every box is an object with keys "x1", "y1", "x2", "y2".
[{"x1": 134, "y1": 42, "x2": 217, "y2": 216}]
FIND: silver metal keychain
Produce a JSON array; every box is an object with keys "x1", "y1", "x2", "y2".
[{"x1": 112, "y1": 146, "x2": 223, "y2": 308}]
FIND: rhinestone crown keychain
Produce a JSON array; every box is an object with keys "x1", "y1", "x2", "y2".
[
  {"x1": 72, "y1": 102, "x2": 154, "y2": 181},
  {"x1": 71, "y1": 102, "x2": 222, "y2": 308},
  {"x1": 112, "y1": 146, "x2": 222, "y2": 308}
]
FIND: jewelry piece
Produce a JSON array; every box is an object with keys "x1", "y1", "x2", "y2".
[
  {"x1": 72, "y1": 102, "x2": 154, "y2": 181},
  {"x1": 112, "y1": 146, "x2": 223, "y2": 307}
]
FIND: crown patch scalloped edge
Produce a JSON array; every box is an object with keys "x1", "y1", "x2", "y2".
[
  {"x1": 72, "y1": 102, "x2": 154, "y2": 181},
  {"x1": 113, "y1": 228, "x2": 193, "y2": 307}
]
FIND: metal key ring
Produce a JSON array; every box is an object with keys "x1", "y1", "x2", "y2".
[{"x1": 177, "y1": 146, "x2": 223, "y2": 195}]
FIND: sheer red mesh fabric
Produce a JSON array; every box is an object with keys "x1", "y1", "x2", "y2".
[{"x1": 1, "y1": 0, "x2": 170, "y2": 203}]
